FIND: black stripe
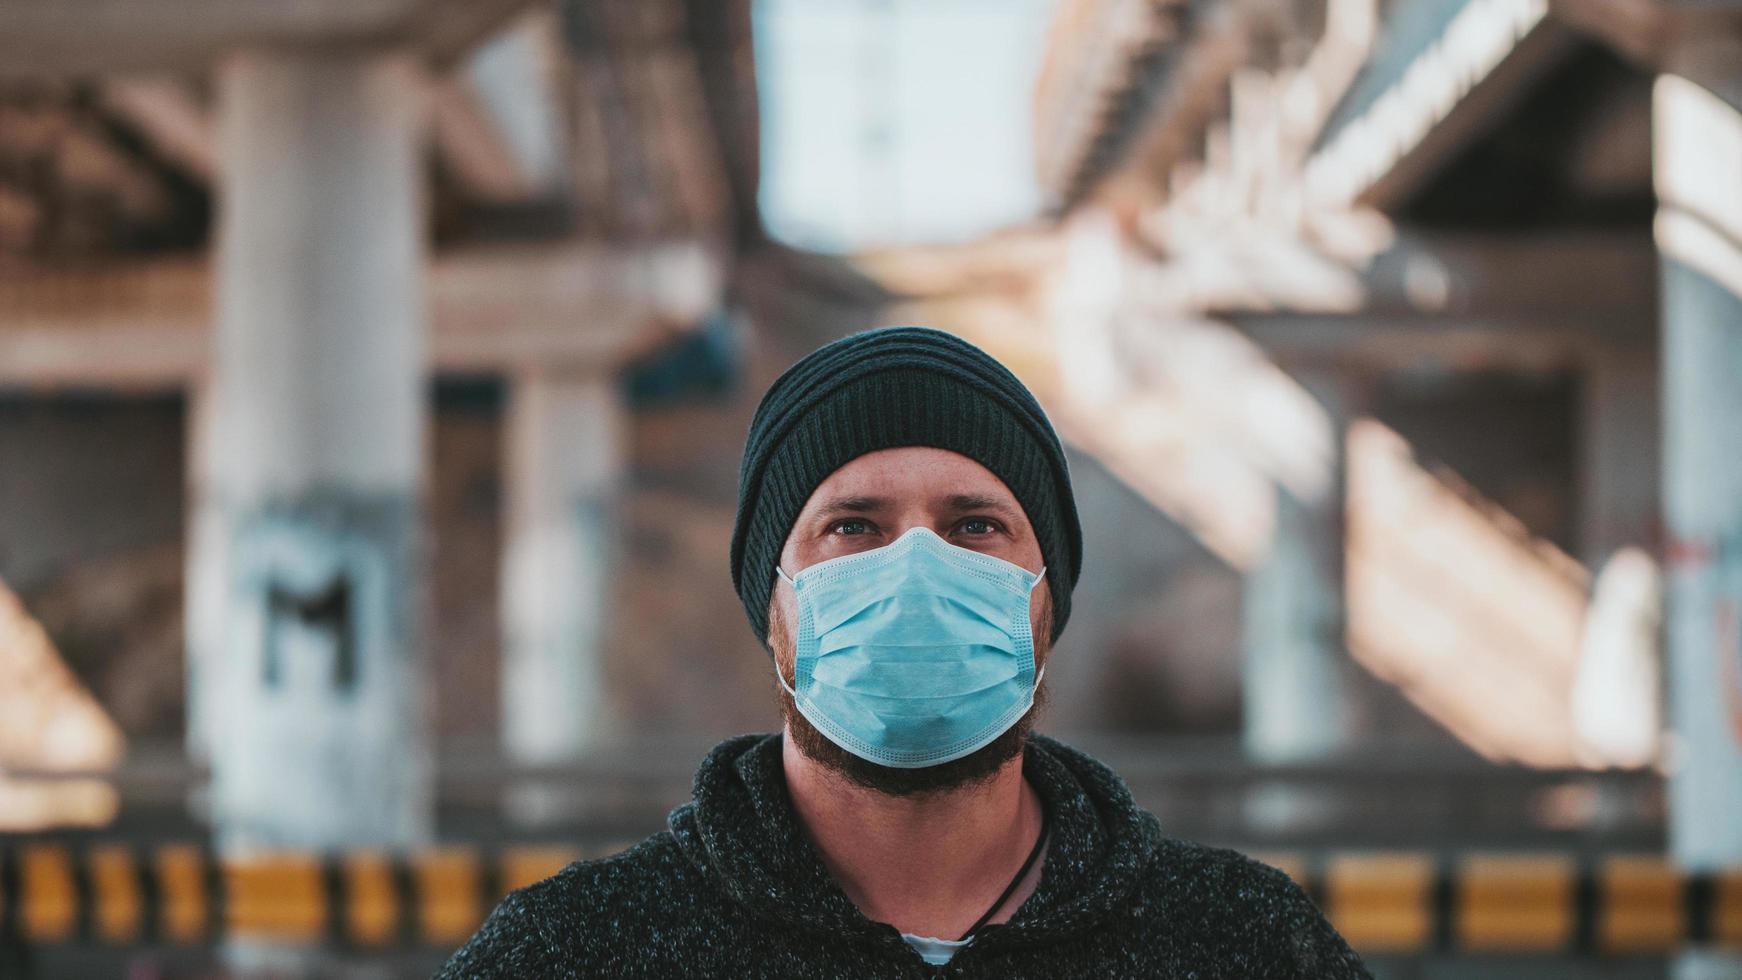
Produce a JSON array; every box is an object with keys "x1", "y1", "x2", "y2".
[
  {"x1": 1572, "y1": 863, "x2": 1600, "y2": 954},
  {"x1": 137, "y1": 844, "x2": 162, "y2": 946},
  {"x1": 322, "y1": 854, "x2": 349, "y2": 949},
  {"x1": 69, "y1": 842, "x2": 96, "y2": 944},
  {"x1": 0, "y1": 845, "x2": 21, "y2": 949},
  {"x1": 391, "y1": 855, "x2": 419, "y2": 946},
  {"x1": 112, "y1": 843, "x2": 150, "y2": 945},
  {"x1": 0, "y1": 844, "x2": 32, "y2": 977},
  {"x1": 481, "y1": 848, "x2": 506, "y2": 908},
  {"x1": 1687, "y1": 871, "x2": 1716, "y2": 945},
  {"x1": 203, "y1": 845, "x2": 226, "y2": 941},
  {"x1": 1430, "y1": 858, "x2": 1456, "y2": 952}
]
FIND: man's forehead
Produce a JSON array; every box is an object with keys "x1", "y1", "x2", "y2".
[
  {"x1": 803, "y1": 448, "x2": 1020, "y2": 510},
  {"x1": 809, "y1": 491, "x2": 1017, "y2": 515}
]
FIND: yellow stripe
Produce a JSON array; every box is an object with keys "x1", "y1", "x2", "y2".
[
  {"x1": 1457, "y1": 854, "x2": 1574, "y2": 952},
  {"x1": 154, "y1": 845, "x2": 207, "y2": 943},
  {"x1": 87, "y1": 845, "x2": 143, "y2": 944},
  {"x1": 1717, "y1": 868, "x2": 1742, "y2": 947},
  {"x1": 20, "y1": 844, "x2": 77, "y2": 943},
  {"x1": 499, "y1": 846, "x2": 580, "y2": 895},
  {"x1": 415, "y1": 849, "x2": 482, "y2": 945},
  {"x1": 1326, "y1": 852, "x2": 1433, "y2": 953},
  {"x1": 224, "y1": 852, "x2": 325, "y2": 943},
  {"x1": 342, "y1": 851, "x2": 399, "y2": 947},
  {"x1": 1600, "y1": 856, "x2": 1683, "y2": 952}
]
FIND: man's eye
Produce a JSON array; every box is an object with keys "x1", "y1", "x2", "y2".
[
  {"x1": 959, "y1": 518, "x2": 998, "y2": 536},
  {"x1": 833, "y1": 519, "x2": 873, "y2": 536}
]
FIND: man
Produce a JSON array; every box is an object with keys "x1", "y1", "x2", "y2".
[{"x1": 439, "y1": 327, "x2": 1370, "y2": 978}]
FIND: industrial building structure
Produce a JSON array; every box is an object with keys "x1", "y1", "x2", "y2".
[{"x1": 0, "y1": 0, "x2": 1738, "y2": 975}]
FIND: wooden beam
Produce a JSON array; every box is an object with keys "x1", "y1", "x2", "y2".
[{"x1": 0, "y1": 242, "x2": 720, "y2": 389}]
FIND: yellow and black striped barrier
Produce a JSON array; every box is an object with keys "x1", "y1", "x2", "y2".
[
  {"x1": 2, "y1": 844, "x2": 1741, "y2": 954},
  {"x1": 1254, "y1": 851, "x2": 1742, "y2": 956},
  {"x1": 0, "y1": 842, "x2": 605, "y2": 950}
]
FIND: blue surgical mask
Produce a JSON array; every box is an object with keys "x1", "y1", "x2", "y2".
[{"x1": 774, "y1": 526, "x2": 1047, "y2": 768}]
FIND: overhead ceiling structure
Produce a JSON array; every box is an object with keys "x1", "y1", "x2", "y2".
[
  {"x1": 1033, "y1": 0, "x2": 1239, "y2": 219},
  {"x1": 885, "y1": 0, "x2": 1731, "y2": 767},
  {"x1": 0, "y1": 241, "x2": 719, "y2": 387},
  {"x1": 0, "y1": 0, "x2": 758, "y2": 384},
  {"x1": 0, "y1": 0, "x2": 759, "y2": 251},
  {"x1": 0, "y1": 0, "x2": 541, "y2": 77},
  {"x1": 1039, "y1": 0, "x2": 1733, "y2": 226}
]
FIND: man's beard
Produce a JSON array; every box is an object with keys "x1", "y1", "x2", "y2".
[{"x1": 768, "y1": 608, "x2": 1051, "y2": 798}]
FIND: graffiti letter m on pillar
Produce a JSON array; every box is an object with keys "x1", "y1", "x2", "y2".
[{"x1": 262, "y1": 573, "x2": 358, "y2": 692}]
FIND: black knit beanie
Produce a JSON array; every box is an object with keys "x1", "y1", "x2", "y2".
[{"x1": 730, "y1": 326, "x2": 1082, "y2": 645}]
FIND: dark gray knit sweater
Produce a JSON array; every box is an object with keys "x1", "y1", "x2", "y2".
[{"x1": 437, "y1": 733, "x2": 1371, "y2": 979}]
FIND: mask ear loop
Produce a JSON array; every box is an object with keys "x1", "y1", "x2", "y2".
[
  {"x1": 1030, "y1": 566, "x2": 1048, "y2": 692},
  {"x1": 772, "y1": 565, "x2": 801, "y2": 697},
  {"x1": 773, "y1": 661, "x2": 801, "y2": 699}
]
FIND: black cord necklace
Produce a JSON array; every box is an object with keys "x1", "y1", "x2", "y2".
[{"x1": 958, "y1": 804, "x2": 1051, "y2": 941}]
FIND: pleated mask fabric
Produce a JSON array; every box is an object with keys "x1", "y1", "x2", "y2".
[{"x1": 775, "y1": 527, "x2": 1046, "y2": 768}]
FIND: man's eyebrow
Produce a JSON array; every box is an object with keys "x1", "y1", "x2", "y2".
[
  {"x1": 944, "y1": 493, "x2": 1018, "y2": 514},
  {"x1": 814, "y1": 494, "x2": 889, "y2": 514}
]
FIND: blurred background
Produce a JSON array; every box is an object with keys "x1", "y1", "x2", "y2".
[{"x1": 0, "y1": 0, "x2": 1739, "y2": 976}]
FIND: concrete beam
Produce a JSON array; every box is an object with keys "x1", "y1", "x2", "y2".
[
  {"x1": 1229, "y1": 311, "x2": 1650, "y2": 370},
  {"x1": 431, "y1": 78, "x2": 544, "y2": 203},
  {"x1": 101, "y1": 22, "x2": 570, "y2": 206},
  {"x1": 1305, "y1": 0, "x2": 1574, "y2": 211},
  {"x1": 0, "y1": 0, "x2": 540, "y2": 77},
  {"x1": 0, "y1": 242, "x2": 718, "y2": 388},
  {"x1": 101, "y1": 79, "x2": 219, "y2": 183},
  {"x1": 455, "y1": 10, "x2": 569, "y2": 198},
  {"x1": 1209, "y1": 231, "x2": 1657, "y2": 365},
  {"x1": 1032, "y1": 0, "x2": 1185, "y2": 209}
]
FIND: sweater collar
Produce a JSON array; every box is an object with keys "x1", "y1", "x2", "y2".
[{"x1": 667, "y1": 732, "x2": 1161, "y2": 951}]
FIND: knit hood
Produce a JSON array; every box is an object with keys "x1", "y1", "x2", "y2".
[{"x1": 666, "y1": 732, "x2": 1163, "y2": 958}]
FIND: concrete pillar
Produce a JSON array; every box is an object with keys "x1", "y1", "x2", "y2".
[
  {"x1": 500, "y1": 371, "x2": 622, "y2": 823},
  {"x1": 183, "y1": 377, "x2": 224, "y2": 769},
  {"x1": 1242, "y1": 368, "x2": 1356, "y2": 761},
  {"x1": 1580, "y1": 352, "x2": 1661, "y2": 567},
  {"x1": 206, "y1": 50, "x2": 431, "y2": 853},
  {"x1": 1654, "y1": 30, "x2": 1742, "y2": 979}
]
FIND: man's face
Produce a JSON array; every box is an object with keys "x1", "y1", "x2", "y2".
[{"x1": 767, "y1": 446, "x2": 1053, "y2": 796}]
